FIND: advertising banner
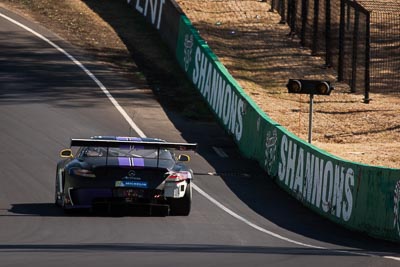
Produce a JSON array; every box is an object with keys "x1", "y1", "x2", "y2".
[
  {"x1": 175, "y1": 15, "x2": 400, "y2": 242},
  {"x1": 128, "y1": 0, "x2": 183, "y2": 51},
  {"x1": 129, "y1": 0, "x2": 400, "y2": 242}
]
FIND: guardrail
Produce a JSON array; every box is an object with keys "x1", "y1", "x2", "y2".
[{"x1": 128, "y1": 0, "x2": 400, "y2": 243}]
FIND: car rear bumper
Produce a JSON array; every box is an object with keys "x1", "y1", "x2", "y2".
[{"x1": 64, "y1": 187, "x2": 168, "y2": 210}]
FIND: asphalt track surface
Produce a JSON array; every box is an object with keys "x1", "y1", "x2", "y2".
[{"x1": 1, "y1": 7, "x2": 400, "y2": 267}]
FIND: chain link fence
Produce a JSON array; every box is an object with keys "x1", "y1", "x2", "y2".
[
  {"x1": 363, "y1": 1, "x2": 400, "y2": 93},
  {"x1": 267, "y1": 0, "x2": 400, "y2": 98},
  {"x1": 338, "y1": 0, "x2": 369, "y2": 100}
]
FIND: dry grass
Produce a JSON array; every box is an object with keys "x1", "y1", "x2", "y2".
[
  {"x1": 176, "y1": 0, "x2": 400, "y2": 169},
  {"x1": 2, "y1": 0, "x2": 399, "y2": 168}
]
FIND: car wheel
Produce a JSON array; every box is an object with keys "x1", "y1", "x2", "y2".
[
  {"x1": 54, "y1": 191, "x2": 59, "y2": 206},
  {"x1": 63, "y1": 207, "x2": 75, "y2": 215},
  {"x1": 169, "y1": 183, "x2": 192, "y2": 216}
]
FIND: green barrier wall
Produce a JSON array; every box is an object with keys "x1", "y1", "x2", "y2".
[
  {"x1": 127, "y1": 0, "x2": 400, "y2": 243},
  {"x1": 175, "y1": 15, "x2": 400, "y2": 243},
  {"x1": 127, "y1": 0, "x2": 183, "y2": 51}
]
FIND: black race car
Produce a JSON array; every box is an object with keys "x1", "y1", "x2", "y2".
[{"x1": 55, "y1": 136, "x2": 197, "y2": 215}]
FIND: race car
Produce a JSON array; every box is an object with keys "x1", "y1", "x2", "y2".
[{"x1": 55, "y1": 136, "x2": 197, "y2": 216}]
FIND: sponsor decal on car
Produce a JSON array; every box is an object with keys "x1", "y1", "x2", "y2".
[
  {"x1": 118, "y1": 157, "x2": 145, "y2": 167},
  {"x1": 115, "y1": 180, "x2": 148, "y2": 188}
]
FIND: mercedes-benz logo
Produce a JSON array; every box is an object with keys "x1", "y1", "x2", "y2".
[{"x1": 128, "y1": 170, "x2": 136, "y2": 177}]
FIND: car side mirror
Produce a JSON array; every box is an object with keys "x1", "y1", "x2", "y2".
[
  {"x1": 177, "y1": 154, "x2": 190, "y2": 162},
  {"x1": 60, "y1": 149, "x2": 73, "y2": 158}
]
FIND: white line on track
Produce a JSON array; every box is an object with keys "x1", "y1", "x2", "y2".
[
  {"x1": 0, "y1": 12, "x2": 146, "y2": 139},
  {"x1": 2, "y1": 10, "x2": 399, "y2": 262},
  {"x1": 192, "y1": 183, "x2": 325, "y2": 249},
  {"x1": 384, "y1": 256, "x2": 400, "y2": 262}
]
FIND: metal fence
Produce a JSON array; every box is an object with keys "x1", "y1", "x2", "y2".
[
  {"x1": 338, "y1": 0, "x2": 369, "y2": 102},
  {"x1": 268, "y1": 0, "x2": 400, "y2": 98},
  {"x1": 365, "y1": 1, "x2": 400, "y2": 94}
]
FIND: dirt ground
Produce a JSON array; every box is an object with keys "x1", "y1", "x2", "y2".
[{"x1": 2, "y1": 0, "x2": 399, "y2": 169}]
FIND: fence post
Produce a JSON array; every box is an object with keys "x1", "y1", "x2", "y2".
[
  {"x1": 325, "y1": 0, "x2": 332, "y2": 67},
  {"x1": 287, "y1": 0, "x2": 295, "y2": 31},
  {"x1": 290, "y1": 0, "x2": 297, "y2": 34},
  {"x1": 312, "y1": 0, "x2": 320, "y2": 55},
  {"x1": 364, "y1": 11, "x2": 371, "y2": 103},
  {"x1": 351, "y1": 9, "x2": 360, "y2": 93},
  {"x1": 280, "y1": 0, "x2": 286, "y2": 24},
  {"x1": 301, "y1": 0, "x2": 308, "y2": 47},
  {"x1": 346, "y1": 0, "x2": 351, "y2": 30},
  {"x1": 338, "y1": 0, "x2": 345, "y2": 81},
  {"x1": 270, "y1": 0, "x2": 275, "y2": 12}
]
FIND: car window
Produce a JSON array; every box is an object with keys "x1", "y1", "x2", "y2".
[
  {"x1": 81, "y1": 147, "x2": 173, "y2": 160},
  {"x1": 81, "y1": 147, "x2": 105, "y2": 157}
]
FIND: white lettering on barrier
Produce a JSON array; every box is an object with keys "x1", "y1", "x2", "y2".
[
  {"x1": 393, "y1": 180, "x2": 400, "y2": 236},
  {"x1": 322, "y1": 161, "x2": 333, "y2": 212},
  {"x1": 185, "y1": 27, "x2": 355, "y2": 223},
  {"x1": 183, "y1": 35, "x2": 193, "y2": 71},
  {"x1": 135, "y1": 0, "x2": 165, "y2": 30},
  {"x1": 277, "y1": 134, "x2": 354, "y2": 221},
  {"x1": 192, "y1": 46, "x2": 243, "y2": 141}
]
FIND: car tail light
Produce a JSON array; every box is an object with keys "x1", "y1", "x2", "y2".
[
  {"x1": 70, "y1": 168, "x2": 96, "y2": 178},
  {"x1": 64, "y1": 195, "x2": 71, "y2": 204},
  {"x1": 166, "y1": 171, "x2": 192, "y2": 182}
]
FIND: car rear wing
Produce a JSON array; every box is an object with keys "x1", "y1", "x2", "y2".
[{"x1": 70, "y1": 139, "x2": 197, "y2": 151}]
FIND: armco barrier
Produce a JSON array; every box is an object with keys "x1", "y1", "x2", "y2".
[{"x1": 129, "y1": 0, "x2": 400, "y2": 243}]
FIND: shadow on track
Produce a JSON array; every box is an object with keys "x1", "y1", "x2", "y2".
[
  {"x1": 0, "y1": 31, "x2": 152, "y2": 108},
  {"x1": 6, "y1": 203, "x2": 169, "y2": 217},
  {"x1": 0, "y1": 242, "x2": 373, "y2": 257},
  {"x1": 3, "y1": 203, "x2": 64, "y2": 217}
]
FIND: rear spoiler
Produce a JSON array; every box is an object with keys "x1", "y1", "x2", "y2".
[{"x1": 70, "y1": 139, "x2": 197, "y2": 151}]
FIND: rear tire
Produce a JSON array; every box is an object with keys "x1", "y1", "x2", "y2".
[
  {"x1": 63, "y1": 207, "x2": 75, "y2": 215},
  {"x1": 168, "y1": 183, "x2": 192, "y2": 216},
  {"x1": 55, "y1": 192, "x2": 60, "y2": 206}
]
